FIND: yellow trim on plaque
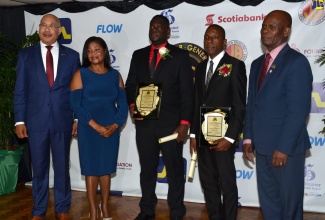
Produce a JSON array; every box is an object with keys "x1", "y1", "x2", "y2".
[
  {"x1": 136, "y1": 84, "x2": 160, "y2": 116},
  {"x1": 201, "y1": 109, "x2": 228, "y2": 144}
]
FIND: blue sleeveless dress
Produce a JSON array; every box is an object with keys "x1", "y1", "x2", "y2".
[{"x1": 70, "y1": 67, "x2": 128, "y2": 176}]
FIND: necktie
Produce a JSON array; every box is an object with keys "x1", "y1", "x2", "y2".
[
  {"x1": 46, "y1": 46, "x2": 54, "y2": 87},
  {"x1": 205, "y1": 60, "x2": 214, "y2": 89},
  {"x1": 258, "y1": 53, "x2": 271, "y2": 90},
  {"x1": 149, "y1": 49, "x2": 158, "y2": 79}
]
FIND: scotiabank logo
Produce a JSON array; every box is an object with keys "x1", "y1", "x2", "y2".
[
  {"x1": 217, "y1": 14, "x2": 266, "y2": 23},
  {"x1": 206, "y1": 14, "x2": 215, "y2": 26}
]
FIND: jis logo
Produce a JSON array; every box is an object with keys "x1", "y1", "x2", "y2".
[{"x1": 298, "y1": 0, "x2": 325, "y2": 25}]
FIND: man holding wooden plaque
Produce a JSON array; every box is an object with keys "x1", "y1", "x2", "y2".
[
  {"x1": 190, "y1": 24, "x2": 247, "y2": 220},
  {"x1": 125, "y1": 15, "x2": 193, "y2": 220}
]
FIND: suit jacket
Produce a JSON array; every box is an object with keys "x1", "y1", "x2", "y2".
[
  {"x1": 125, "y1": 43, "x2": 194, "y2": 127},
  {"x1": 191, "y1": 52, "x2": 247, "y2": 144},
  {"x1": 243, "y1": 44, "x2": 313, "y2": 156},
  {"x1": 14, "y1": 43, "x2": 80, "y2": 132}
]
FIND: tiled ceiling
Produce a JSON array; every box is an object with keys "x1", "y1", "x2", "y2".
[{"x1": 0, "y1": 0, "x2": 123, "y2": 7}]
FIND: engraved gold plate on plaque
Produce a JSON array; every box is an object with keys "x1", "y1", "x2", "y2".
[
  {"x1": 201, "y1": 109, "x2": 228, "y2": 144},
  {"x1": 134, "y1": 83, "x2": 162, "y2": 119}
]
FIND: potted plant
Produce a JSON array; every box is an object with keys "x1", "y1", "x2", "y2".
[
  {"x1": 0, "y1": 32, "x2": 18, "y2": 150},
  {"x1": 0, "y1": 31, "x2": 39, "y2": 149},
  {"x1": 0, "y1": 31, "x2": 39, "y2": 195}
]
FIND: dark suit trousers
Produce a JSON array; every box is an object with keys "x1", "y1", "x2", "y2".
[
  {"x1": 28, "y1": 130, "x2": 72, "y2": 216},
  {"x1": 135, "y1": 124, "x2": 186, "y2": 218},
  {"x1": 197, "y1": 145, "x2": 238, "y2": 220},
  {"x1": 256, "y1": 152, "x2": 305, "y2": 220}
]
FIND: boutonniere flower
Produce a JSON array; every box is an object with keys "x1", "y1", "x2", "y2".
[
  {"x1": 159, "y1": 47, "x2": 173, "y2": 60},
  {"x1": 218, "y1": 63, "x2": 232, "y2": 77}
]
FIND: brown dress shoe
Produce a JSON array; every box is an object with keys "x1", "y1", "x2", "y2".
[
  {"x1": 31, "y1": 216, "x2": 46, "y2": 220},
  {"x1": 55, "y1": 212, "x2": 71, "y2": 220}
]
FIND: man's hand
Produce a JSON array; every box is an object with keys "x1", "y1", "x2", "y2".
[
  {"x1": 243, "y1": 143, "x2": 255, "y2": 163},
  {"x1": 72, "y1": 121, "x2": 78, "y2": 138},
  {"x1": 272, "y1": 150, "x2": 287, "y2": 167},
  {"x1": 16, "y1": 124, "x2": 28, "y2": 139},
  {"x1": 209, "y1": 138, "x2": 231, "y2": 151},
  {"x1": 175, "y1": 124, "x2": 189, "y2": 142},
  {"x1": 130, "y1": 106, "x2": 143, "y2": 121}
]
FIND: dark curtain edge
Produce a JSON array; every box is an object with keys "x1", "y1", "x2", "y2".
[{"x1": 1, "y1": 0, "x2": 303, "y2": 15}]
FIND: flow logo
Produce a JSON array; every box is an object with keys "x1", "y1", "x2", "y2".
[
  {"x1": 58, "y1": 18, "x2": 72, "y2": 44},
  {"x1": 309, "y1": 136, "x2": 325, "y2": 147},
  {"x1": 236, "y1": 170, "x2": 254, "y2": 180},
  {"x1": 157, "y1": 156, "x2": 187, "y2": 183},
  {"x1": 96, "y1": 24, "x2": 123, "y2": 33}
]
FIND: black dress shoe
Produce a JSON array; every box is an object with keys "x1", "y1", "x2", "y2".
[
  {"x1": 170, "y1": 217, "x2": 183, "y2": 220},
  {"x1": 134, "y1": 212, "x2": 155, "y2": 220}
]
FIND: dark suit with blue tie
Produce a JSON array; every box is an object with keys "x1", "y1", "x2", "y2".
[
  {"x1": 243, "y1": 44, "x2": 312, "y2": 219},
  {"x1": 14, "y1": 42, "x2": 80, "y2": 216}
]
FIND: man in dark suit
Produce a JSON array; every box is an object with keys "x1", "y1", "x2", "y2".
[
  {"x1": 125, "y1": 15, "x2": 193, "y2": 220},
  {"x1": 243, "y1": 10, "x2": 313, "y2": 220},
  {"x1": 14, "y1": 14, "x2": 80, "y2": 220},
  {"x1": 190, "y1": 24, "x2": 246, "y2": 220}
]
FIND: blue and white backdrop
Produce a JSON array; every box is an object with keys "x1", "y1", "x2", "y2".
[{"x1": 24, "y1": 0, "x2": 325, "y2": 213}]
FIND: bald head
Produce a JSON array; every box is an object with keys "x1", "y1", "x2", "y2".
[
  {"x1": 266, "y1": 10, "x2": 292, "y2": 28},
  {"x1": 261, "y1": 10, "x2": 292, "y2": 51},
  {"x1": 39, "y1": 14, "x2": 62, "y2": 46}
]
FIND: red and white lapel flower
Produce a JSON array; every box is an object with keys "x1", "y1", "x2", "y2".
[{"x1": 217, "y1": 63, "x2": 232, "y2": 77}]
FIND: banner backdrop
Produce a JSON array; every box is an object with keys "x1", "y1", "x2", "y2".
[{"x1": 24, "y1": 0, "x2": 325, "y2": 213}]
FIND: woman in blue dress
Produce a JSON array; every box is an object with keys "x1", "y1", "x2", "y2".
[{"x1": 70, "y1": 36, "x2": 128, "y2": 220}]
